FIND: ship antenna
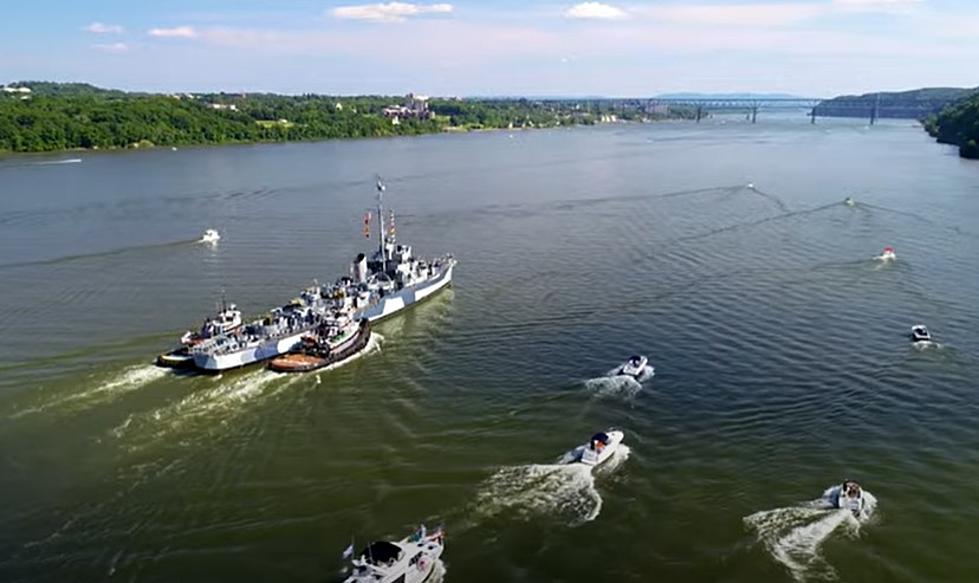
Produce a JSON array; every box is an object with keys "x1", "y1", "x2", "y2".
[{"x1": 375, "y1": 175, "x2": 387, "y2": 273}]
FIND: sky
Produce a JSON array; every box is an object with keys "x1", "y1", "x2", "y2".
[{"x1": 1, "y1": 0, "x2": 977, "y2": 97}]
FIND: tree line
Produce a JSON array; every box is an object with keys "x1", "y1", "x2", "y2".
[
  {"x1": 0, "y1": 83, "x2": 691, "y2": 154},
  {"x1": 925, "y1": 92, "x2": 979, "y2": 160}
]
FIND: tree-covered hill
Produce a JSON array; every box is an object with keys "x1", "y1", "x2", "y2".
[
  {"x1": 815, "y1": 87, "x2": 976, "y2": 120},
  {"x1": 924, "y1": 92, "x2": 979, "y2": 160}
]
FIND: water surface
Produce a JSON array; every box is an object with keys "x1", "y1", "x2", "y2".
[{"x1": 1, "y1": 117, "x2": 978, "y2": 582}]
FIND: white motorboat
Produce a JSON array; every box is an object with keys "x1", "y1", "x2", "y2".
[
  {"x1": 877, "y1": 246, "x2": 896, "y2": 261},
  {"x1": 825, "y1": 480, "x2": 866, "y2": 518},
  {"x1": 343, "y1": 525, "x2": 444, "y2": 583},
  {"x1": 844, "y1": 197, "x2": 856, "y2": 207},
  {"x1": 569, "y1": 430, "x2": 625, "y2": 467},
  {"x1": 618, "y1": 355, "x2": 648, "y2": 378},
  {"x1": 910, "y1": 324, "x2": 932, "y2": 343},
  {"x1": 201, "y1": 229, "x2": 221, "y2": 244}
]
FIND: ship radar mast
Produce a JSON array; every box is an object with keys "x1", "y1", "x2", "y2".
[{"x1": 375, "y1": 175, "x2": 387, "y2": 273}]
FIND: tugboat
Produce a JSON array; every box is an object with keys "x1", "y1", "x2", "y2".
[
  {"x1": 568, "y1": 430, "x2": 625, "y2": 467},
  {"x1": 343, "y1": 525, "x2": 444, "y2": 583},
  {"x1": 156, "y1": 300, "x2": 242, "y2": 368},
  {"x1": 267, "y1": 318, "x2": 371, "y2": 373},
  {"x1": 618, "y1": 355, "x2": 649, "y2": 378},
  {"x1": 910, "y1": 324, "x2": 932, "y2": 344}
]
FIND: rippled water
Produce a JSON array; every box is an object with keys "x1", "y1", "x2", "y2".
[{"x1": 1, "y1": 118, "x2": 978, "y2": 582}]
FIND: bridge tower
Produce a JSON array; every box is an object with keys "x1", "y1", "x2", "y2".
[{"x1": 870, "y1": 92, "x2": 881, "y2": 126}]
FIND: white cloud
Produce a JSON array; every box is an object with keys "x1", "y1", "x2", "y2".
[
  {"x1": 565, "y1": 2, "x2": 628, "y2": 20},
  {"x1": 148, "y1": 26, "x2": 198, "y2": 38},
  {"x1": 332, "y1": 2, "x2": 454, "y2": 22},
  {"x1": 93, "y1": 42, "x2": 129, "y2": 53},
  {"x1": 833, "y1": 0, "x2": 923, "y2": 12},
  {"x1": 85, "y1": 22, "x2": 124, "y2": 34}
]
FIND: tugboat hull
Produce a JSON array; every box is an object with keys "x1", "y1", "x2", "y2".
[{"x1": 268, "y1": 321, "x2": 372, "y2": 373}]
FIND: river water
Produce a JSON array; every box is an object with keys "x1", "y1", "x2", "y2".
[{"x1": 1, "y1": 117, "x2": 977, "y2": 582}]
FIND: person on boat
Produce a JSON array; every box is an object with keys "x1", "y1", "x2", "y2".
[{"x1": 828, "y1": 480, "x2": 862, "y2": 509}]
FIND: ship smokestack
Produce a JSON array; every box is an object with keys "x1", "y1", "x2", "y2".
[{"x1": 353, "y1": 253, "x2": 368, "y2": 283}]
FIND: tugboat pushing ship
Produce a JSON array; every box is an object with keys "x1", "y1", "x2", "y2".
[{"x1": 181, "y1": 178, "x2": 455, "y2": 372}]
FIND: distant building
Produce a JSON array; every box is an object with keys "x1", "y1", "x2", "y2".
[
  {"x1": 382, "y1": 93, "x2": 434, "y2": 121},
  {"x1": 335, "y1": 102, "x2": 344, "y2": 111},
  {"x1": 2, "y1": 85, "x2": 31, "y2": 94},
  {"x1": 208, "y1": 103, "x2": 238, "y2": 111}
]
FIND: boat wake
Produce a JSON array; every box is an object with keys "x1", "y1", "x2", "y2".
[
  {"x1": 471, "y1": 445, "x2": 629, "y2": 527},
  {"x1": 744, "y1": 489, "x2": 878, "y2": 581},
  {"x1": 472, "y1": 463, "x2": 603, "y2": 526},
  {"x1": 9, "y1": 364, "x2": 169, "y2": 419},
  {"x1": 111, "y1": 369, "x2": 298, "y2": 449},
  {"x1": 584, "y1": 366, "x2": 655, "y2": 399},
  {"x1": 0, "y1": 237, "x2": 202, "y2": 271}
]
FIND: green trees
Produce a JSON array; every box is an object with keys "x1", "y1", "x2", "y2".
[
  {"x1": 0, "y1": 82, "x2": 691, "y2": 154},
  {"x1": 925, "y1": 92, "x2": 979, "y2": 160}
]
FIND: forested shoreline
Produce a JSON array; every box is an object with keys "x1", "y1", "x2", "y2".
[
  {"x1": 0, "y1": 82, "x2": 688, "y2": 154},
  {"x1": 925, "y1": 92, "x2": 979, "y2": 160}
]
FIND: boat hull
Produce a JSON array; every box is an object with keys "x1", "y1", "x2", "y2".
[
  {"x1": 193, "y1": 263, "x2": 453, "y2": 372},
  {"x1": 156, "y1": 348, "x2": 195, "y2": 368},
  {"x1": 355, "y1": 263, "x2": 454, "y2": 322},
  {"x1": 268, "y1": 323, "x2": 372, "y2": 373}
]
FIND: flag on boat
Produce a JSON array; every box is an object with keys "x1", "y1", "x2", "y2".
[{"x1": 342, "y1": 542, "x2": 355, "y2": 560}]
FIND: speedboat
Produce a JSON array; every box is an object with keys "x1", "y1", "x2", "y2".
[
  {"x1": 747, "y1": 182, "x2": 755, "y2": 189},
  {"x1": 877, "y1": 246, "x2": 896, "y2": 261},
  {"x1": 844, "y1": 197, "x2": 856, "y2": 207},
  {"x1": 156, "y1": 301, "x2": 242, "y2": 368},
  {"x1": 618, "y1": 355, "x2": 648, "y2": 378},
  {"x1": 343, "y1": 525, "x2": 444, "y2": 583},
  {"x1": 827, "y1": 480, "x2": 866, "y2": 518},
  {"x1": 910, "y1": 324, "x2": 932, "y2": 343},
  {"x1": 571, "y1": 430, "x2": 625, "y2": 467},
  {"x1": 201, "y1": 229, "x2": 220, "y2": 244}
]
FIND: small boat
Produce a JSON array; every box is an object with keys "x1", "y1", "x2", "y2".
[
  {"x1": 201, "y1": 229, "x2": 220, "y2": 244},
  {"x1": 844, "y1": 197, "x2": 856, "y2": 207},
  {"x1": 877, "y1": 246, "x2": 896, "y2": 261},
  {"x1": 827, "y1": 480, "x2": 866, "y2": 518},
  {"x1": 747, "y1": 182, "x2": 755, "y2": 189},
  {"x1": 618, "y1": 355, "x2": 648, "y2": 378},
  {"x1": 267, "y1": 319, "x2": 371, "y2": 373},
  {"x1": 343, "y1": 525, "x2": 444, "y2": 583},
  {"x1": 910, "y1": 324, "x2": 932, "y2": 343},
  {"x1": 570, "y1": 430, "x2": 625, "y2": 467},
  {"x1": 156, "y1": 300, "x2": 242, "y2": 368}
]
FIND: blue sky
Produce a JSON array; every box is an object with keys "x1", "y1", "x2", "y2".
[{"x1": 2, "y1": 0, "x2": 977, "y2": 96}]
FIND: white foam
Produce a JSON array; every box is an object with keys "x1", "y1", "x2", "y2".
[
  {"x1": 473, "y1": 463, "x2": 603, "y2": 526},
  {"x1": 111, "y1": 369, "x2": 296, "y2": 447},
  {"x1": 11, "y1": 364, "x2": 169, "y2": 418},
  {"x1": 584, "y1": 365, "x2": 654, "y2": 399},
  {"x1": 745, "y1": 488, "x2": 878, "y2": 581}
]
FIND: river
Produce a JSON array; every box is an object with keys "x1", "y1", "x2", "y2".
[{"x1": 1, "y1": 117, "x2": 978, "y2": 582}]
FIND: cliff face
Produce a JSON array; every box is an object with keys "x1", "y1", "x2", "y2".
[
  {"x1": 815, "y1": 87, "x2": 975, "y2": 120},
  {"x1": 925, "y1": 92, "x2": 979, "y2": 160}
]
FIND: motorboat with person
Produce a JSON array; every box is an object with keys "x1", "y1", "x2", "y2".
[
  {"x1": 825, "y1": 480, "x2": 866, "y2": 518},
  {"x1": 910, "y1": 324, "x2": 932, "y2": 344},
  {"x1": 844, "y1": 197, "x2": 856, "y2": 207},
  {"x1": 876, "y1": 246, "x2": 897, "y2": 261},
  {"x1": 156, "y1": 299, "x2": 242, "y2": 368},
  {"x1": 201, "y1": 229, "x2": 221, "y2": 244},
  {"x1": 568, "y1": 430, "x2": 625, "y2": 467},
  {"x1": 342, "y1": 525, "x2": 444, "y2": 583},
  {"x1": 618, "y1": 355, "x2": 649, "y2": 378},
  {"x1": 267, "y1": 318, "x2": 371, "y2": 373}
]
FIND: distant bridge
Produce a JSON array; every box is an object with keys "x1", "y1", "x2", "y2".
[
  {"x1": 646, "y1": 96, "x2": 883, "y2": 124},
  {"x1": 549, "y1": 96, "x2": 889, "y2": 125}
]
